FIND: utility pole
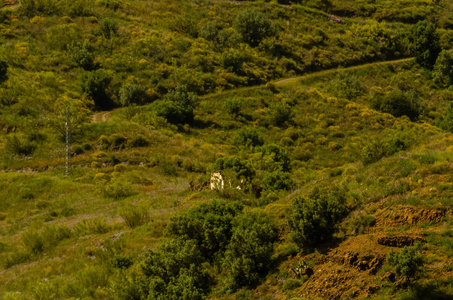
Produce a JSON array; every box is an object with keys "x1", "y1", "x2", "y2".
[{"x1": 65, "y1": 107, "x2": 70, "y2": 177}]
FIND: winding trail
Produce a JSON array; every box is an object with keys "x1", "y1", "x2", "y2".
[
  {"x1": 273, "y1": 57, "x2": 414, "y2": 86},
  {"x1": 92, "y1": 111, "x2": 112, "y2": 123},
  {"x1": 91, "y1": 57, "x2": 415, "y2": 121}
]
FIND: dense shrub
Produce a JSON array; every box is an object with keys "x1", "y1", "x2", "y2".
[
  {"x1": 69, "y1": 41, "x2": 95, "y2": 70},
  {"x1": 387, "y1": 244, "x2": 424, "y2": 278},
  {"x1": 329, "y1": 73, "x2": 365, "y2": 100},
  {"x1": 255, "y1": 143, "x2": 291, "y2": 172},
  {"x1": 167, "y1": 201, "x2": 244, "y2": 260},
  {"x1": 0, "y1": 60, "x2": 8, "y2": 83},
  {"x1": 261, "y1": 170, "x2": 293, "y2": 191},
  {"x1": 212, "y1": 156, "x2": 255, "y2": 181},
  {"x1": 372, "y1": 89, "x2": 421, "y2": 121},
  {"x1": 410, "y1": 21, "x2": 441, "y2": 69},
  {"x1": 5, "y1": 134, "x2": 37, "y2": 156},
  {"x1": 233, "y1": 127, "x2": 264, "y2": 148},
  {"x1": 268, "y1": 102, "x2": 294, "y2": 126},
  {"x1": 80, "y1": 69, "x2": 114, "y2": 110},
  {"x1": 234, "y1": 9, "x2": 275, "y2": 47},
  {"x1": 439, "y1": 102, "x2": 453, "y2": 133},
  {"x1": 19, "y1": 0, "x2": 60, "y2": 17},
  {"x1": 149, "y1": 85, "x2": 198, "y2": 125},
  {"x1": 141, "y1": 238, "x2": 210, "y2": 299},
  {"x1": 98, "y1": 17, "x2": 118, "y2": 39},
  {"x1": 223, "y1": 97, "x2": 242, "y2": 116},
  {"x1": 220, "y1": 49, "x2": 244, "y2": 74},
  {"x1": 288, "y1": 185, "x2": 349, "y2": 248},
  {"x1": 223, "y1": 211, "x2": 277, "y2": 290},
  {"x1": 434, "y1": 49, "x2": 453, "y2": 86},
  {"x1": 120, "y1": 81, "x2": 149, "y2": 106}
]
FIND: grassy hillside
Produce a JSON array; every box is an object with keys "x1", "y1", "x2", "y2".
[{"x1": 1, "y1": 0, "x2": 453, "y2": 299}]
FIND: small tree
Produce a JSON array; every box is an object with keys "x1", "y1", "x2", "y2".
[
  {"x1": 148, "y1": 85, "x2": 198, "y2": 125},
  {"x1": 80, "y1": 69, "x2": 114, "y2": 110},
  {"x1": 234, "y1": 9, "x2": 275, "y2": 47},
  {"x1": 69, "y1": 40, "x2": 95, "y2": 70},
  {"x1": 387, "y1": 244, "x2": 424, "y2": 278},
  {"x1": 99, "y1": 17, "x2": 118, "y2": 39},
  {"x1": 120, "y1": 81, "x2": 148, "y2": 106},
  {"x1": 288, "y1": 185, "x2": 349, "y2": 248},
  {"x1": 268, "y1": 102, "x2": 294, "y2": 126},
  {"x1": 223, "y1": 211, "x2": 277, "y2": 290},
  {"x1": 223, "y1": 97, "x2": 242, "y2": 117},
  {"x1": 410, "y1": 21, "x2": 441, "y2": 69},
  {"x1": 439, "y1": 102, "x2": 453, "y2": 133},
  {"x1": 434, "y1": 49, "x2": 453, "y2": 86}
]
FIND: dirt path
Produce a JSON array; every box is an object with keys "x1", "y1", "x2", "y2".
[
  {"x1": 274, "y1": 57, "x2": 414, "y2": 86},
  {"x1": 92, "y1": 111, "x2": 111, "y2": 122},
  {"x1": 91, "y1": 57, "x2": 415, "y2": 121}
]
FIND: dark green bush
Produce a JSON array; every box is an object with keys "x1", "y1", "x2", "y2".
[
  {"x1": 80, "y1": 69, "x2": 114, "y2": 110},
  {"x1": 148, "y1": 85, "x2": 198, "y2": 125},
  {"x1": 141, "y1": 238, "x2": 210, "y2": 299},
  {"x1": 434, "y1": 49, "x2": 453, "y2": 86},
  {"x1": 329, "y1": 73, "x2": 365, "y2": 100},
  {"x1": 234, "y1": 9, "x2": 275, "y2": 47},
  {"x1": 223, "y1": 211, "x2": 277, "y2": 290},
  {"x1": 223, "y1": 97, "x2": 242, "y2": 116},
  {"x1": 111, "y1": 255, "x2": 133, "y2": 269},
  {"x1": 288, "y1": 185, "x2": 349, "y2": 248},
  {"x1": 220, "y1": 49, "x2": 244, "y2": 74},
  {"x1": 439, "y1": 102, "x2": 453, "y2": 133},
  {"x1": 255, "y1": 143, "x2": 291, "y2": 172},
  {"x1": 167, "y1": 200, "x2": 244, "y2": 260},
  {"x1": 410, "y1": 21, "x2": 441, "y2": 69},
  {"x1": 233, "y1": 127, "x2": 264, "y2": 148},
  {"x1": 198, "y1": 21, "x2": 218, "y2": 41},
  {"x1": 212, "y1": 156, "x2": 255, "y2": 181},
  {"x1": 19, "y1": 0, "x2": 60, "y2": 17},
  {"x1": 268, "y1": 102, "x2": 294, "y2": 126},
  {"x1": 120, "y1": 81, "x2": 149, "y2": 106},
  {"x1": 372, "y1": 89, "x2": 421, "y2": 121},
  {"x1": 261, "y1": 170, "x2": 293, "y2": 191},
  {"x1": 387, "y1": 243, "x2": 424, "y2": 278},
  {"x1": 0, "y1": 60, "x2": 8, "y2": 83},
  {"x1": 69, "y1": 41, "x2": 95, "y2": 70},
  {"x1": 98, "y1": 17, "x2": 118, "y2": 39},
  {"x1": 5, "y1": 134, "x2": 37, "y2": 156},
  {"x1": 127, "y1": 134, "x2": 150, "y2": 148}
]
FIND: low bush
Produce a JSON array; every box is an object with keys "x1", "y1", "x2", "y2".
[
  {"x1": 73, "y1": 218, "x2": 111, "y2": 236},
  {"x1": 288, "y1": 185, "x2": 349, "y2": 248},
  {"x1": 120, "y1": 81, "x2": 149, "y2": 106},
  {"x1": 140, "y1": 238, "x2": 210, "y2": 299},
  {"x1": 268, "y1": 102, "x2": 294, "y2": 126},
  {"x1": 96, "y1": 176, "x2": 134, "y2": 199},
  {"x1": 167, "y1": 200, "x2": 243, "y2": 260},
  {"x1": 261, "y1": 170, "x2": 293, "y2": 191},
  {"x1": 223, "y1": 97, "x2": 242, "y2": 116},
  {"x1": 5, "y1": 134, "x2": 37, "y2": 156},
  {"x1": 233, "y1": 127, "x2": 264, "y2": 148},
  {"x1": 387, "y1": 243, "x2": 424, "y2": 278},
  {"x1": 371, "y1": 89, "x2": 421, "y2": 121}
]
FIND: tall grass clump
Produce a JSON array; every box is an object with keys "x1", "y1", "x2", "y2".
[{"x1": 119, "y1": 203, "x2": 150, "y2": 228}]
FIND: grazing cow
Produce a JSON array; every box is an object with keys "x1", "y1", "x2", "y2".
[{"x1": 210, "y1": 171, "x2": 224, "y2": 190}]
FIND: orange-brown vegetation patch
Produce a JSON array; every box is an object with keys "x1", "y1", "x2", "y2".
[{"x1": 374, "y1": 205, "x2": 449, "y2": 228}]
